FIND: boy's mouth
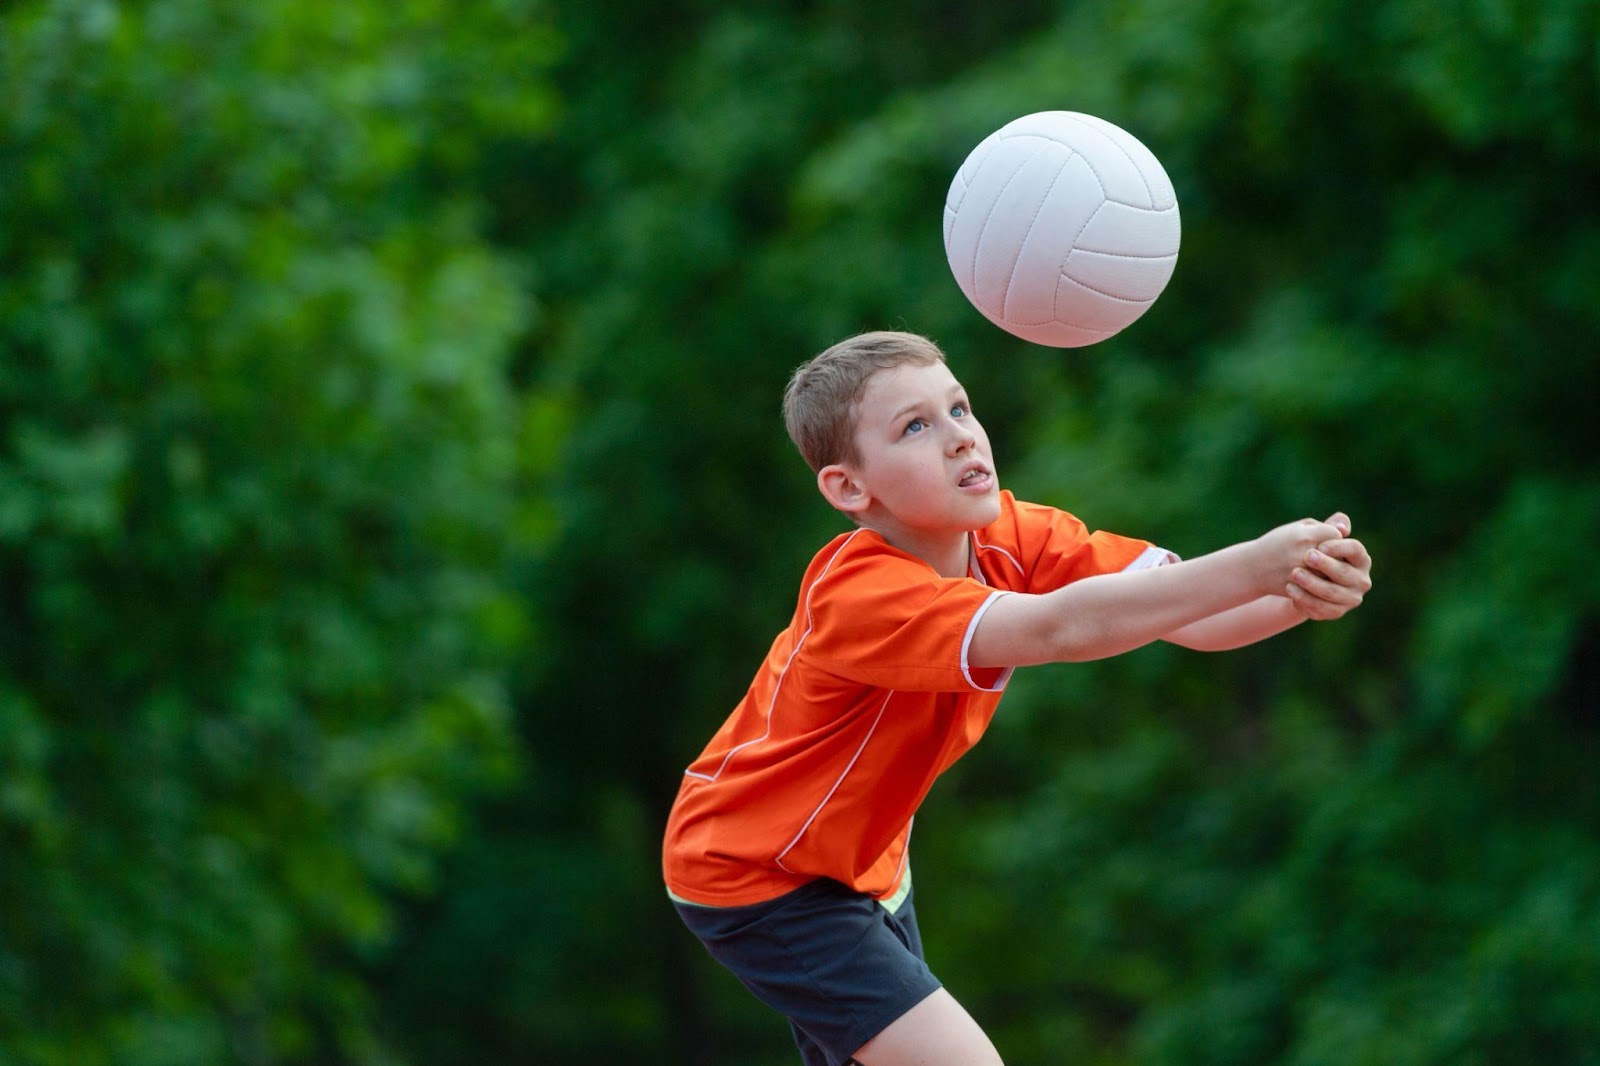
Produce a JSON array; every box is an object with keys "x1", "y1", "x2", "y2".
[{"x1": 958, "y1": 464, "x2": 993, "y2": 489}]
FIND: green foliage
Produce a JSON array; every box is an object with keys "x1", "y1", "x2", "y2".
[
  {"x1": 2, "y1": 0, "x2": 1597, "y2": 1063},
  {"x1": 0, "y1": 0, "x2": 554, "y2": 1061},
  {"x1": 780, "y1": 1, "x2": 1600, "y2": 1062},
  {"x1": 451, "y1": 0, "x2": 1597, "y2": 1062}
]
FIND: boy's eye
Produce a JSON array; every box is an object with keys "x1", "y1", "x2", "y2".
[
  {"x1": 903, "y1": 417, "x2": 927, "y2": 435},
  {"x1": 951, "y1": 403, "x2": 968, "y2": 418}
]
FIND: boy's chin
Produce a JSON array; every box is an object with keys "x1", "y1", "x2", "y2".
[{"x1": 963, "y1": 496, "x2": 1003, "y2": 529}]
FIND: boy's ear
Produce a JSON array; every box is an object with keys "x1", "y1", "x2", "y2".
[{"x1": 817, "y1": 463, "x2": 871, "y2": 516}]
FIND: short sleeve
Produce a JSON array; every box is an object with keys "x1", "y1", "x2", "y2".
[
  {"x1": 799, "y1": 542, "x2": 1006, "y2": 693},
  {"x1": 975, "y1": 493, "x2": 1176, "y2": 593}
]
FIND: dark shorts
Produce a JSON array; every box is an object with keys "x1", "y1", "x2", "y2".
[{"x1": 673, "y1": 877, "x2": 942, "y2": 1066}]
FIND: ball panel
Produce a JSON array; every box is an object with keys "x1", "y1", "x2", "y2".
[
  {"x1": 1002, "y1": 152, "x2": 1103, "y2": 324},
  {"x1": 955, "y1": 129, "x2": 1003, "y2": 195},
  {"x1": 1068, "y1": 112, "x2": 1177, "y2": 210},
  {"x1": 1074, "y1": 200, "x2": 1181, "y2": 258},
  {"x1": 943, "y1": 129, "x2": 1001, "y2": 249},
  {"x1": 1061, "y1": 248, "x2": 1178, "y2": 303},
  {"x1": 944, "y1": 133, "x2": 1050, "y2": 305},
  {"x1": 996, "y1": 111, "x2": 1163, "y2": 210},
  {"x1": 971, "y1": 141, "x2": 1074, "y2": 318},
  {"x1": 1054, "y1": 272, "x2": 1153, "y2": 333},
  {"x1": 1007, "y1": 317, "x2": 1118, "y2": 348},
  {"x1": 943, "y1": 110, "x2": 1180, "y2": 347}
]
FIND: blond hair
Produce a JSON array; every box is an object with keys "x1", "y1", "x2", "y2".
[{"x1": 782, "y1": 331, "x2": 947, "y2": 472}]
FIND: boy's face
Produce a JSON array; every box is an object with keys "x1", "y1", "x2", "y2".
[{"x1": 842, "y1": 360, "x2": 1001, "y2": 539}]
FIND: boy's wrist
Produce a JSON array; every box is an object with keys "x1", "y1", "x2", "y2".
[
  {"x1": 1259, "y1": 536, "x2": 1290, "y2": 599},
  {"x1": 1233, "y1": 536, "x2": 1283, "y2": 600}
]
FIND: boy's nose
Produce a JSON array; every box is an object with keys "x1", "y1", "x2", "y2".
[{"x1": 947, "y1": 422, "x2": 977, "y2": 454}]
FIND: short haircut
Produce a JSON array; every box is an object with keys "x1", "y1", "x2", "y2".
[{"x1": 783, "y1": 331, "x2": 947, "y2": 472}]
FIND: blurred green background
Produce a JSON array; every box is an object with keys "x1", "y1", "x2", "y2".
[{"x1": 2, "y1": 0, "x2": 1597, "y2": 1063}]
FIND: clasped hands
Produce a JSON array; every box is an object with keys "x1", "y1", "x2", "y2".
[{"x1": 1285, "y1": 512, "x2": 1372, "y2": 621}]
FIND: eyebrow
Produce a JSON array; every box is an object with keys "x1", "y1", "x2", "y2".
[
  {"x1": 888, "y1": 402, "x2": 922, "y2": 425},
  {"x1": 889, "y1": 384, "x2": 966, "y2": 426}
]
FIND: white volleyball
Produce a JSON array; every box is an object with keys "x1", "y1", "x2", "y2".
[{"x1": 943, "y1": 111, "x2": 1180, "y2": 347}]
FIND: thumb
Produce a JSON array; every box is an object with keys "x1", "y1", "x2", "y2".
[{"x1": 1323, "y1": 511, "x2": 1351, "y2": 538}]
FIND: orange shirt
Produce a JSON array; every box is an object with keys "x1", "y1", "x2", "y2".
[{"x1": 662, "y1": 491, "x2": 1170, "y2": 907}]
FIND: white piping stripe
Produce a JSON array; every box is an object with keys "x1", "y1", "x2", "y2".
[
  {"x1": 684, "y1": 529, "x2": 867, "y2": 783},
  {"x1": 972, "y1": 537, "x2": 1023, "y2": 576},
  {"x1": 960, "y1": 591, "x2": 1013, "y2": 692},
  {"x1": 1123, "y1": 545, "x2": 1179, "y2": 571},
  {"x1": 889, "y1": 817, "x2": 914, "y2": 890},
  {"x1": 872, "y1": 822, "x2": 916, "y2": 914},
  {"x1": 774, "y1": 691, "x2": 892, "y2": 870},
  {"x1": 967, "y1": 534, "x2": 988, "y2": 583}
]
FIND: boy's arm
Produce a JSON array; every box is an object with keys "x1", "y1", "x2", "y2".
[
  {"x1": 1162, "y1": 532, "x2": 1372, "y2": 651},
  {"x1": 1159, "y1": 596, "x2": 1306, "y2": 651},
  {"x1": 968, "y1": 517, "x2": 1342, "y2": 668}
]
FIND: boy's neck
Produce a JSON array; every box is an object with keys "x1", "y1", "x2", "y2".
[{"x1": 861, "y1": 518, "x2": 972, "y2": 579}]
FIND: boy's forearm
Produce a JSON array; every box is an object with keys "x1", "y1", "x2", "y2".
[
  {"x1": 1161, "y1": 595, "x2": 1305, "y2": 652},
  {"x1": 970, "y1": 540, "x2": 1273, "y2": 667}
]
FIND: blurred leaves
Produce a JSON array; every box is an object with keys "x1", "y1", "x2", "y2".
[
  {"x1": 0, "y1": 0, "x2": 1596, "y2": 1063},
  {"x1": 478, "y1": 0, "x2": 1598, "y2": 1063},
  {"x1": 0, "y1": 0, "x2": 553, "y2": 1061}
]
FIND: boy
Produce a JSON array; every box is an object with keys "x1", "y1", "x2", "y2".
[{"x1": 662, "y1": 331, "x2": 1372, "y2": 1066}]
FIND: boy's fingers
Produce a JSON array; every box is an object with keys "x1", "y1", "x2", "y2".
[
  {"x1": 1302, "y1": 552, "x2": 1373, "y2": 597},
  {"x1": 1291, "y1": 565, "x2": 1363, "y2": 604},
  {"x1": 1304, "y1": 520, "x2": 1342, "y2": 545},
  {"x1": 1315, "y1": 536, "x2": 1372, "y2": 572},
  {"x1": 1286, "y1": 582, "x2": 1346, "y2": 620},
  {"x1": 1292, "y1": 525, "x2": 1372, "y2": 617}
]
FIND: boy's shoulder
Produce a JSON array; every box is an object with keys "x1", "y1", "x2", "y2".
[
  {"x1": 799, "y1": 493, "x2": 1078, "y2": 574},
  {"x1": 981, "y1": 491, "x2": 1082, "y2": 535},
  {"x1": 973, "y1": 490, "x2": 1089, "y2": 552},
  {"x1": 798, "y1": 524, "x2": 932, "y2": 594},
  {"x1": 977, "y1": 494, "x2": 1167, "y2": 590},
  {"x1": 797, "y1": 493, "x2": 1070, "y2": 593}
]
